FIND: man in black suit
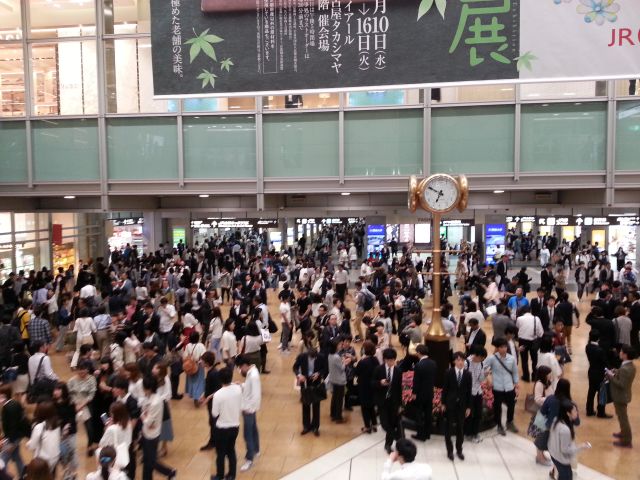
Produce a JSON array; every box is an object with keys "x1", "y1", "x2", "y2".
[
  {"x1": 378, "y1": 285, "x2": 395, "y2": 330},
  {"x1": 228, "y1": 297, "x2": 248, "y2": 341},
  {"x1": 411, "y1": 344, "x2": 436, "y2": 441},
  {"x1": 585, "y1": 330, "x2": 610, "y2": 418},
  {"x1": 586, "y1": 306, "x2": 616, "y2": 352},
  {"x1": 200, "y1": 351, "x2": 223, "y2": 450},
  {"x1": 320, "y1": 314, "x2": 340, "y2": 355},
  {"x1": 373, "y1": 348, "x2": 403, "y2": 453},
  {"x1": 529, "y1": 288, "x2": 547, "y2": 318},
  {"x1": 464, "y1": 318, "x2": 486, "y2": 355},
  {"x1": 540, "y1": 264, "x2": 555, "y2": 297},
  {"x1": 538, "y1": 296, "x2": 557, "y2": 332},
  {"x1": 293, "y1": 347, "x2": 328, "y2": 436},
  {"x1": 594, "y1": 290, "x2": 618, "y2": 320},
  {"x1": 496, "y1": 255, "x2": 509, "y2": 291},
  {"x1": 441, "y1": 352, "x2": 472, "y2": 461}
]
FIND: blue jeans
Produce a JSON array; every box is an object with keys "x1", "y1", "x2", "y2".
[
  {"x1": 243, "y1": 412, "x2": 260, "y2": 461},
  {"x1": 0, "y1": 440, "x2": 24, "y2": 476},
  {"x1": 552, "y1": 457, "x2": 573, "y2": 480}
]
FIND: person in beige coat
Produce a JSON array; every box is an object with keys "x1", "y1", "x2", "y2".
[{"x1": 607, "y1": 345, "x2": 637, "y2": 448}]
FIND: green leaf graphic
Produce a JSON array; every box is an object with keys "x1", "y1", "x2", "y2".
[
  {"x1": 515, "y1": 51, "x2": 537, "y2": 72},
  {"x1": 185, "y1": 29, "x2": 225, "y2": 63},
  {"x1": 417, "y1": 0, "x2": 434, "y2": 19},
  {"x1": 196, "y1": 69, "x2": 217, "y2": 89},
  {"x1": 435, "y1": 0, "x2": 446, "y2": 18},
  {"x1": 220, "y1": 58, "x2": 234, "y2": 72}
]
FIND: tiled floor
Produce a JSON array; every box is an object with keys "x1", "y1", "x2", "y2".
[{"x1": 282, "y1": 431, "x2": 613, "y2": 480}]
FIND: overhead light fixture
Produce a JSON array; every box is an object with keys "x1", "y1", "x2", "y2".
[
  {"x1": 63, "y1": 195, "x2": 76, "y2": 199},
  {"x1": 341, "y1": 192, "x2": 351, "y2": 196},
  {"x1": 493, "y1": 190, "x2": 504, "y2": 194},
  {"x1": 199, "y1": 194, "x2": 210, "y2": 198},
  {"x1": 575, "y1": 214, "x2": 582, "y2": 217}
]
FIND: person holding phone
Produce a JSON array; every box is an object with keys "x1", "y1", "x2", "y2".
[{"x1": 548, "y1": 400, "x2": 591, "y2": 480}]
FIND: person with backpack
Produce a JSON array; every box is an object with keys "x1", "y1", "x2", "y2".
[
  {"x1": 0, "y1": 383, "x2": 30, "y2": 476},
  {"x1": 354, "y1": 281, "x2": 374, "y2": 342},
  {"x1": 182, "y1": 331, "x2": 206, "y2": 408},
  {"x1": 13, "y1": 299, "x2": 32, "y2": 350},
  {"x1": 0, "y1": 315, "x2": 20, "y2": 371}
]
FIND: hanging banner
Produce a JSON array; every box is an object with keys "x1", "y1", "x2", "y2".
[{"x1": 151, "y1": 0, "x2": 640, "y2": 97}]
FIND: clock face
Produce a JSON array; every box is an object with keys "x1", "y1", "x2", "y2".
[{"x1": 421, "y1": 174, "x2": 460, "y2": 213}]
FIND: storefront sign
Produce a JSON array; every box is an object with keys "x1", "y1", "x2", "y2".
[
  {"x1": 508, "y1": 215, "x2": 640, "y2": 227},
  {"x1": 151, "y1": 0, "x2": 640, "y2": 97},
  {"x1": 52, "y1": 224, "x2": 63, "y2": 246},
  {"x1": 191, "y1": 219, "x2": 278, "y2": 229},
  {"x1": 111, "y1": 217, "x2": 144, "y2": 227},
  {"x1": 296, "y1": 217, "x2": 361, "y2": 225},
  {"x1": 442, "y1": 219, "x2": 474, "y2": 227}
]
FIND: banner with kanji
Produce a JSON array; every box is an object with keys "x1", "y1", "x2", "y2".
[{"x1": 150, "y1": 0, "x2": 640, "y2": 97}]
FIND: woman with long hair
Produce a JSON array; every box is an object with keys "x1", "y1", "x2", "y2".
[
  {"x1": 26, "y1": 401, "x2": 61, "y2": 472},
  {"x1": 531, "y1": 365, "x2": 554, "y2": 466},
  {"x1": 86, "y1": 445, "x2": 128, "y2": 480},
  {"x1": 98, "y1": 402, "x2": 132, "y2": 470},
  {"x1": 53, "y1": 383, "x2": 79, "y2": 480},
  {"x1": 548, "y1": 400, "x2": 591, "y2": 480},
  {"x1": 90, "y1": 357, "x2": 116, "y2": 453},
  {"x1": 207, "y1": 307, "x2": 224, "y2": 360},
  {"x1": 183, "y1": 331, "x2": 207, "y2": 407},
  {"x1": 123, "y1": 363, "x2": 144, "y2": 401},
  {"x1": 22, "y1": 458, "x2": 53, "y2": 480},
  {"x1": 68, "y1": 360, "x2": 98, "y2": 456}
]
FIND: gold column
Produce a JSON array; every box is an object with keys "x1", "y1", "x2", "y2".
[{"x1": 425, "y1": 212, "x2": 445, "y2": 338}]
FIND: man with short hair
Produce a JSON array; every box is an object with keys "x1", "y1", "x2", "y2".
[
  {"x1": 211, "y1": 367, "x2": 242, "y2": 480},
  {"x1": 374, "y1": 348, "x2": 402, "y2": 453},
  {"x1": 507, "y1": 287, "x2": 529, "y2": 320},
  {"x1": 411, "y1": 344, "x2": 436, "y2": 442},
  {"x1": 236, "y1": 355, "x2": 262, "y2": 472},
  {"x1": 27, "y1": 340, "x2": 57, "y2": 383},
  {"x1": 607, "y1": 345, "x2": 637, "y2": 448},
  {"x1": 334, "y1": 263, "x2": 349, "y2": 302},
  {"x1": 381, "y1": 438, "x2": 432, "y2": 480},
  {"x1": 484, "y1": 338, "x2": 519, "y2": 436},
  {"x1": 515, "y1": 305, "x2": 544, "y2": 382},
  {"x1": 442, "y1": 352, "x2": 472, "y2": 461},
  {"x1": 26, "y1": 306, "x2": 52, "y2": 350}
]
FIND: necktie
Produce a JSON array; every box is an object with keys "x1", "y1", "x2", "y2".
[
  {"x1": 550, "y1": 308, "x2": 554, "y2": 323},
  {"x1": 457, "y1": 370, "x2": 462, "y2": 385},
  {"x1": 386, "y1": 367, "x2": 391, "y2": 383}
]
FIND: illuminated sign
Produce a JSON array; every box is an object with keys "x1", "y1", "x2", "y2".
[
  {"x1": 111, "y1": 217, "x2": 144, "y2": 227},
  {"x1": 190, "y1": 219, "x2": 278, "y2": 229}
]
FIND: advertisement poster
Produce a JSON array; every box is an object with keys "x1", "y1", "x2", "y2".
[
  {"x1": 399, "y1": 224, "x2": 415, "y2": 244},
  {"x1": 386, "y1": 224, "x2": 400, "y2": 242},
  {"x1": 367, "y1": 224, "x2": 385, "y2": 254},
  {"x1": 608, "y1": 226, "x2": 637, "y2": 262},
  {"x1": 415, "y1": 223, "x2": 431, "y2": 244},
  {"x1": 485, "y1": 223, "x2": 506, "y2": 264},
  {"x1": 150, "y1": 0, "x2": 640, "y2": 97}
]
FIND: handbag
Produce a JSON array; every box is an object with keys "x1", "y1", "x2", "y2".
[
  {"x1": 27, "y1": 356, "x2": 56, "y2": 403},
  {"x1": 598, "y1": 379, "x2": 612, "y2": 406},
  {"x1": 260, "y1": 329, "x2": 272, "y2": 344},
  {"x1": 524, "y1": 382, "x2": 540, "y2": 414},
  {"x1": 533, "y1": 410, "x2": 548, "y2": 431},
  {"x1": 301, "y1": 382, "x2": 327, "y2": 405}
]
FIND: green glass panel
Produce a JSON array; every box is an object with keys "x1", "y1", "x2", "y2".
[
  {"x1": 431, "y1": 106, "x2": 514, "y2": 174},
  {"x1": 521, "y1": 103, "x2": 606, "y2": 172},
  {"x1": 0, "y1": 121, "x2": 27, "y2": 182},
  {"x1": 345, "y1": 110, "x2": 423, "y2": 176},
  {"x1": 263, "y1": 113, "x2": 338, "y2": 177},
  {"x1": 616, "y1": 101, "x2": 640, "y2": 171},
  {"x1": 32, "y1": 119, "x2": 99, "y2": 181},
  {"x1": 108, "y1": 118, "x2": 178, "y2": 180},
  {"x1": 183, "y1": 116, "x2": 256, "y2": 178}
]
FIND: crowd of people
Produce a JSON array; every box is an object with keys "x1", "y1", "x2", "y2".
[{"x1": 0, "y1": 224, "x2": 637, "y2": 480}]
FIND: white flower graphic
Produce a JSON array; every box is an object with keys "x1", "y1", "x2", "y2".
[{"x1": 577, "y1": 0, "x2": 620, "y2": 25}]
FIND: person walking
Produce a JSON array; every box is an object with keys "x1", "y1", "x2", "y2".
[
  {"x1": 374, "y1": 348, "x2": 403, "y2": 453},
  {"x1": 236, "y1": 355, "x2": 262, "y2": 472},
  {"x1": 411, "y1": 344, "x2": 436, "y2": 442},
  {"x1": 515, "y1": 306, "x2": 544, "y2": 383},
  {"x1": 355, "y1": 340, "x2": 379, "y2": 434},
  {"x1": 0, "y1": 384, "x2": 29, "y2": 476},
  {"x1": 211, "y1": 367, "x2": 242, "y2": 480},
  {"x1": 485, "y1": 338, "x2": 520, "y2": 436},
  {"x1": 607, "y1": 345, "x2": 637, "y2": 448}
]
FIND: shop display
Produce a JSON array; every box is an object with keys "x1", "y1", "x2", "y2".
[{"x1": 53, "y1": 243, "x2": 76, "y2": 270}]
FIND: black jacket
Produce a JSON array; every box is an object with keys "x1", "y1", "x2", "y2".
[
  {"x1": 585, "y1": 342, "x2": 608, "y2": 382},
  {"x1": 1, "y1": 399, "x2": 28, "y2": 442},
  {"x1": 441, "y1": 368, "x2": 472, "y2": 411},
  {"x1": 355, "y1": 356, "x2": 380, "y2": 406},
  {"x1": 540, "y1": 270, "x2": 555, "y2": 291},
  {"x1": 293, "y1": 352, "x2": 328, "y2": 380},
  {"x1": 412, "y1": 357, "x2": 436, "y2": 403},
  {"x1": 372, "y1": 364, "x2": 402, "y2": 407},
  {"x1": 466, "y1": 328, "x2": 487, "y2": 351},
  {"x1": 587, "y1": 315, "x2": 616, "y2": 351},
  {"x1": 530, "y1": 297, "x2": 545, "y2": 318}
]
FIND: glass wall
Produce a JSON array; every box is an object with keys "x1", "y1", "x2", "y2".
[
  {"x1": 0, "y1": 43, "x2": 25, "y2": 117},
  {"x1": 183, "y1": 116, "x2": 256, "y2": 179},
  {"x1": 344, "y1": 110, "x2": 423, "y2": 176},
  {"x1": 431, "y1": 106, "x2": 515, "y2": 174},
  {"x1": 616, "y1": 101, "x2": 640, "y2": 171},
  {"x1": 520, "y1": 103, "x2": 607, "y2": 172},
  {"x1": 263, "y1": 93, "x2": 339, "y2": 110},
  {"x1": 263, "y1": 113, "x2": 339, "y2": 177},
  {"x1": 0, "y1": 121, "x2": 27, "y2": 182}
]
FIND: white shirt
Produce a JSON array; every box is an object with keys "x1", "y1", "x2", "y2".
[
  {"x1": 221, "y1": 331, "x2": 238, "y2": 359},
  {"x1": 99, "y1": 423, "x2": 133, "y2": 450},
  {"x1": 212, "y1": 384, "x2": 242, "y2": 428},
  {"x1": 209, "y1": 317, "x2": 223, "y2": 339},
  {"x1": 27, "y1": 422, "x2": 61, "y2": 469},
  {"x1": 182, "y1": 312, "x2": 199, "y2": 329},
  {"x1": 158, "y1": 304, "x2": 177, "y2": 333},
  {"x1": 86, "y1": 468, "x2": 128, "y2": 480},
  {"x1": 28, "y1": 352, "x2": 57, "y2": 381},
  {"x1": 381, "y1": 459, "x2": 432, "y2": 480},
  {"x1": 74, "y1": 316, "x2": 97, "y2": 339},
  {"x1": 183, "y1": 343, "x2": 206, "y2": 362},
  {"x1": 279, "y1": 302, "x2": 291, "y2": 323},
  {"x1": 516, "y1": 313, "x2": 544, "y2": 341},
  {"x1": 464, "y1": 310, "x2": 485, "y2": 328},
  {"x1": 80, "y1": 284, "x2": 97, "y2": 299},
  {"x1": 141, "y1": 393, "x2": 163, "y2": 439},
  {"x1": 241, "y1": 365, "x2": 262, "y2": 413},
  {"x1": 334, "y1": 269, "x2": 348, "y2": 285}
]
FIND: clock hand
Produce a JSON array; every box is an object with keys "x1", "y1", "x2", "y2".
[{"x1": 428, "y1": 186, "x2": 439, "y2": 193}]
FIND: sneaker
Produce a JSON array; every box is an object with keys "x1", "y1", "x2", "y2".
[
  {"x1": 240, "y1": 461, "x2": 253, "y2": 472},
  {"x1": 506, "y1": 422, "x2": 519, "y2": 434},
  {"x1": 497, "y1": 426, "x2": 506, "y2": 436}
]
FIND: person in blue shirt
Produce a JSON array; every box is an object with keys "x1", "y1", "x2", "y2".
[
  {"x1": 485, "y1": 338, "x2": 520, "y2": 436},
  {"x1": 507, "y1": 287, "x2": 530, "y2": 319}
]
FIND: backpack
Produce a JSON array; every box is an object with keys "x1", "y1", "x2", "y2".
[
  {"x1": 11, "y1": 311, "x2": 27, "y2": 330},
  {"x1": 362, "y1": 288, "x2": 375, "y2": 312},
  {"x1": 182, "y1": 345, "x2": 199, "y2": 376}
]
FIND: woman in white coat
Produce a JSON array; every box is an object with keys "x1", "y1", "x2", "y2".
[
  {"x1": 98, "y1": 402, "x2": 133, "y2": 471},
  {"x1": 27, "y1": 401, "x2": 61, "y2": 472},
  {"x1": 72, "y1": 308, "x2": 97, "y2": 368},
  {"x1": 86, "y1": 446, "x2": 128, "y2": 480}
]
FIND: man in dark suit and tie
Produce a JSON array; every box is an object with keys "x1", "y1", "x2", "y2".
[
  {"x1": 378, "y1": 285, "x2": 395, "y2": 331},
  {"x1": 441, "y1": 352, "x2": 472, "y2": 461},
  {"x1": 540, "y1": 264, "x2": 555, "y2": 297},
  {"x1": 538, "y1": 296, "x2": 556, "y2": 332},
  {"x1": 585, "y1": 330, "x2": 610, "y2": 418},
  {"x1": 530, "y1": 288, "x2": 547, "y2": 318},
  {"x1": 411, "y1": 344, "x2": 436, "y2": 441},
  {"x1": 228, "y1": 297, "x2": 248, "y2": 340},
  {"x1": 373, "y1": 348, "x2": 403, "y2": 453},
  {"x1": 293, "y1": 347, "x2": 328, "y2": 436},
  {"x1": 607, "y1": 345, "x2": 637, "y2": 448},
  {"x1": 496, "y1": 255, "x2": 509, "y2": 291},
  {"x1": 464, "y1": 318, "x2": 486, "y2": 355}
]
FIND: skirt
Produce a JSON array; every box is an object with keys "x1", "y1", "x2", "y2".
[
  {"x1": 160, "y1": 418, "x2": 174, "y2": 442},
  {"x1": 185, "y1": 365, "x2": 206, "y2": 400}
]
